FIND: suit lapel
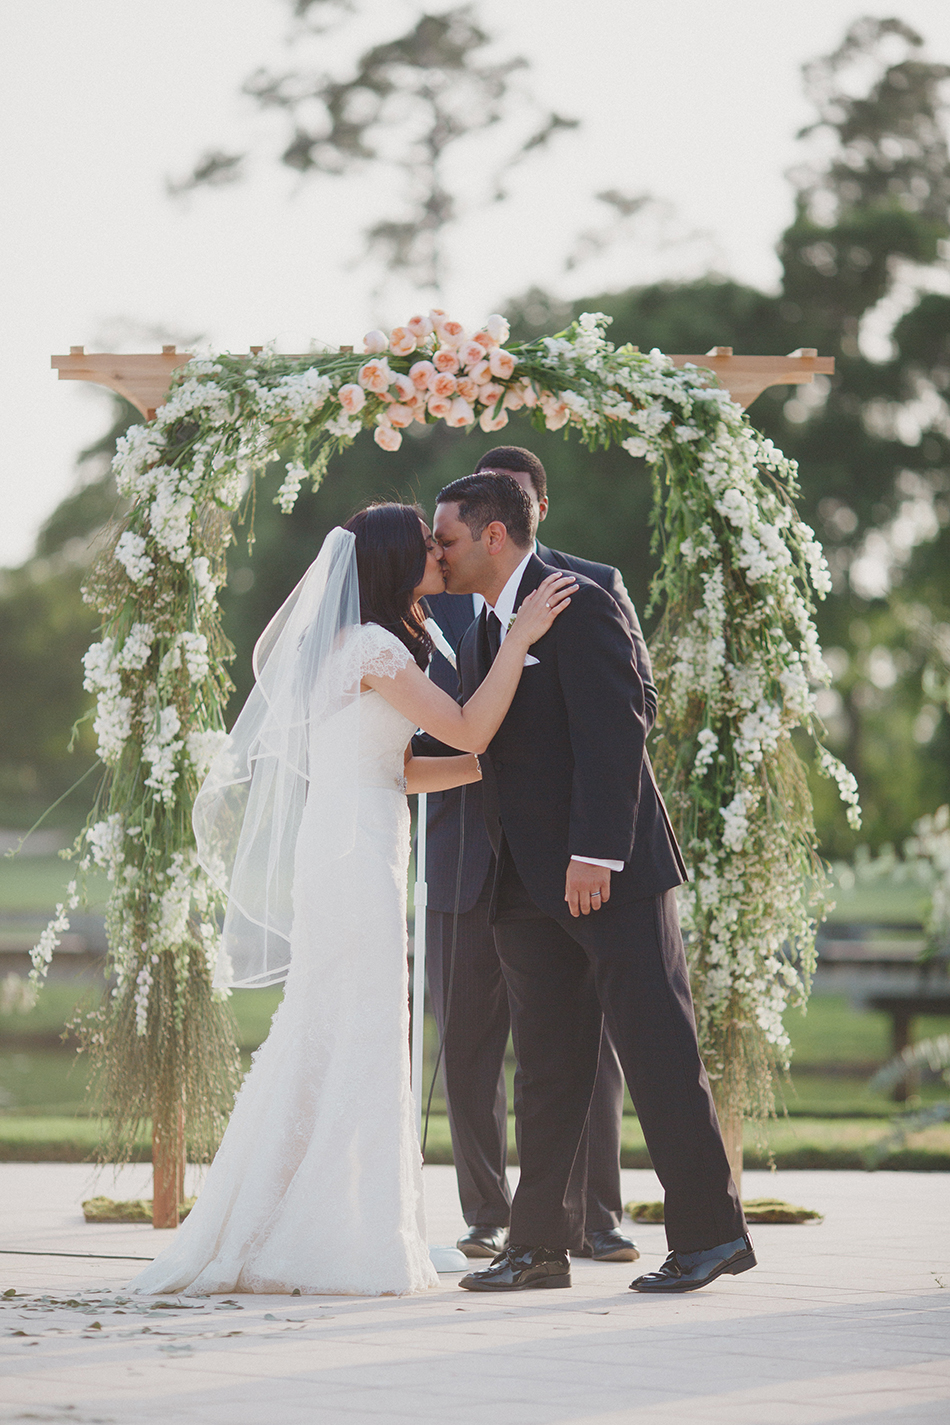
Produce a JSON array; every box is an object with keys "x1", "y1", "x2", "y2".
[{"x1": 513, "y1": 553, "x2": 551, "y2": 612}]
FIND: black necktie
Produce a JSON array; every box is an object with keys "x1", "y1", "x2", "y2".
[{"x1": 486, "y1": 610, "x2": 502, "y2": 662}]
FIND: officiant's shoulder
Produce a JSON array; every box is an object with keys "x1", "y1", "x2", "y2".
[{"x1": 544, "y1": 569, "x2": 628, "y2": 629}]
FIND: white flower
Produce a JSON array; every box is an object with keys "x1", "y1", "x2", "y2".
[
  {"x1": 363, "y1": 329, "x2": 389, "y2": 354},
  {"x1": 325, "y1": 411, "x2": 363, "y2": 440},
  {"x1": 87, "y1": 815, "x2": 126, "y2": 880},
  {"x1": 276, "y1": 463, "x2": 306, "y2": 515},
  {"x1": 720, "y1": 791, "x2": 751, "y2": 851},
  {"x1": 114, "y1": 532, "x2": 153, "y2": 584},
  {"x1": 150, "y1": 472, "x2": 194, "y2": 563},
  {"x1": 115, "y1": 624, "x2": 153, "y2": 672},
  {"x1": 142, "y1": 705, "x2": 184, "y2": 804},
  {"x1": 187, "y1": 728, "x2": 228, "y2": 779},
  {"x1": 30, "y1": 901, "x2": 72, "y2": 985},
  {"x1": 133, "y1": 956, "x2": 155, "y2": 1036},
  {"x1": 693, "y1": 728, "x2": 718, "y2": 775},
  {"x1": 257, "y1": 370, "x2": 331, "y2": 422},
  {"x1": 622, "y1": 436, "x2": 649, "y2": 459},
  {"x1": 192, "y1": 556, "x2": 217, "y2": 603}
]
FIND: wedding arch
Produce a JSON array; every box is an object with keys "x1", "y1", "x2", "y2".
[{"x1": 41, "y1": 312, "x2": 855, "y2": 1225}]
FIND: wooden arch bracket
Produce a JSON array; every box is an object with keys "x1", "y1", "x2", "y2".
[{"x1": 52, "y1": 345, "x2": 834, "y2": 418}]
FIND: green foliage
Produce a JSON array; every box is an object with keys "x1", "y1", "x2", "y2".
[{"x1": 0, "y1": 396, "x2": 135, "y2": 826}]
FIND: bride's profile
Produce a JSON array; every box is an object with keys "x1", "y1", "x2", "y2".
[{"x1": 129, "y1": 500, "x2": 574, "y2": 1298}]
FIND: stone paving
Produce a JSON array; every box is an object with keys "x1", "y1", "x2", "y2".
[{"x1": 0, "y1": 1163, "x2": 948, "y2": 1424}]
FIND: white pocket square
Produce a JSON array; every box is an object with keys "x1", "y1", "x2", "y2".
[{"x1": 524, "y1": 653, "x2": 540, "y2": 667}]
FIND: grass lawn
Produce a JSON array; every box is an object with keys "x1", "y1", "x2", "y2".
[
  {"x1": 3, "y1": 863, "x2": 949, "y2": 1163},
  {"x1": 0, "y1": 854, "x2": 109, "y2": 914}
]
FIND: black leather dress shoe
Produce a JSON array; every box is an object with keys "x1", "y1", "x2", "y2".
[
  {"x1": 630, "y1": 1234, "x2": 756, "y2": 1293},
  {"x1": 456, "y1": 1224, "x2": 510, "y2": 1259},
  {"x1": 459, "y1": 1244, "x2": 571, "y2": 1292},
  {"x1": 577, "y1": 1229, "x2": 640, "y2": 1262}
]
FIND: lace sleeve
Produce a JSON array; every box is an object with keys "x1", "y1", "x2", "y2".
[{"x1": 359, "y1": 624, "x2": 416, "y2": 680}]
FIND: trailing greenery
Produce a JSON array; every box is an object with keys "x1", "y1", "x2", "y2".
[{"x1": 27, "y1": 307, "x2": 860, "y2": 1163}]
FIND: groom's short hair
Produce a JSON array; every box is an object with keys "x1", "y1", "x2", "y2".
[
  {"x1": 436, "y1": 473, "x2": 533, "y2": 549},
  {"x1": 474, "y1": 446, "x2": 547, "y2": 502}
]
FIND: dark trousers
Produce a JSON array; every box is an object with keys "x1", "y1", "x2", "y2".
[
  {"x1": 492, "y1": 854, "x2": 745, "y2": 1254},
  {"x1": 426, "y1": 884, "x2": 625, "y2": 1233}
]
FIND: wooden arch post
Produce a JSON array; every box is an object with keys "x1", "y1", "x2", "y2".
[{"x1": 51, "y1": 341, "x2": 833, "y2": 1217}]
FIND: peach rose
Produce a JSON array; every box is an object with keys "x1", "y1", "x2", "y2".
[
  {"x1": 540, "y1": 394, "x2": 570, "y2": 431},
  {"x1": 468, "y1": 360, "x2": 492, "y2": 385},
  {"x1": 358, "y1": 359, "x2": 393, "y2": 393},
  {"x1": 458, "y1": 339, "x2": 487, "y2": 369},
  {"x1": 429, "y1": 308, "x2": 448, "y2": 336},
  {"x1": 427, "y1": 394, "x2": 453, "y2": 419},
  {"x1": 337, "y1": 383, "x2": 366, "y2": 414},
  {"x1": 445, "y1": 396, "x2": 475, "y2": 428},
  {"x1": 407, "y1": 314, "x2": 433, "y2": 341},
  {"x1": 363, "y1": 329, "x2": 389, "y2": 354},
  {"x1": 502, "y1": 386, "x2": 525, "y2": 411},
  {"x1": 440, "y1": 319, "x2": 466, "y2": 347},
  {"x1": 477, "y1": 381, "x2": 505, "y2": 407},
  {"x1": 387, "y1": 403, "x2": 416, "y2": 429},
  {"x1": 391, "y1": 372, "x2": 416, "y2": 402},
  {"x1": 519, "y1": 381, "x2": 538, "y2": 409},
  {"x1": 433, "y1": 347, "x2": 460, "y2": 374},
  {"x1": 472, "y1": 328, "x2": 497, "y2": 349},
  {"x1": 455, "y1": 376, "x2": 478, "y2": 402},
  {"x1": 429, "y1": 371, "x2": 458, "y2": 399},
  {"x1": 414, "y1": 404, "x2": 430, "y2": 424},
  {"x1": 389, "y1": 327, "x2": 417, "y2": 358},
  {"x1": 489, "y1": 348, "x2": 517, "y2": 380},
  {"x1": 409, "y1": 359, "x2": 437, "y2": 390},
  {"x1": 479, "y1": 406, "x2": 509, "y2": 433},
  {"x1": 374, "y1": 424, "x2": 402, "y2": 451},
  {"x1": 486, "y1": 314, "x2": 510, "y2": 345}
]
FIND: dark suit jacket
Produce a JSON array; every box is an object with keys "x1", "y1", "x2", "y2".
[
  {"x1": 456, "y1": 555, "x2": 686, "y2": 920},
  {"x1": 418, "y1": 590, "x2": 495, "y2": 913},
  {"x1": 418, "y1": 548, "x2": 658, "y2": 913}
]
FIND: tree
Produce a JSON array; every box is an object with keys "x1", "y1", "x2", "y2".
[
  {"x1": 0, "y1": 399, "x2": 134, "y2": 826},
  {"x1": 172, "y1": 1, "x2": 577, "y2": 291}
]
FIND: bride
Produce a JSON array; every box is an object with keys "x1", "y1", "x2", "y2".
[{"x1": 130, "y1": 502, "x2": 574, "y2": 1298}]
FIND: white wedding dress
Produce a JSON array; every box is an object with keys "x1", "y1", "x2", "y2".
[{"x1": 130, "y1": 625, "x2": 438, "y2": 1297}]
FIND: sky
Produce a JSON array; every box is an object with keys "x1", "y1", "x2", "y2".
[{"x1": 3, "y1": 0, "x2": 950, "y2": 568}]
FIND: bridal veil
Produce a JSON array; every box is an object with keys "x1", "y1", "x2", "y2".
[{"x1": 194, "y1": 527, "x2": 363, "y2": 989}]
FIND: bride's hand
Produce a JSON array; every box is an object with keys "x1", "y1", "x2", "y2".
[{"x1": 508, "y1": 573, "x2": 577, "y2": 647}]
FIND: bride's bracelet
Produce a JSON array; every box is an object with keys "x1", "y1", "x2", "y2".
[{"x1": 473, "y1": 753, "x2": 481, "y2": 778}]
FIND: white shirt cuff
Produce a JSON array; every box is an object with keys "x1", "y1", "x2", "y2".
[{"x1": 571, "y1": 855, "x2": 624, "y2": 872}]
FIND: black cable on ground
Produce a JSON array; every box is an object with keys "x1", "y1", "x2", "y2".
[
  {"x1": 421, "y1": 785, "x2": 465, "y2": 1159},
  {"x1": 0, "y1": 1249, "x2": 154, "y2": 1261}
]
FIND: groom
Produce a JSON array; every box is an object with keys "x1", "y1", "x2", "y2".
[
  {"x1": 421, "y1": 445, "x2": 647, "y2": 1265},
  {"x1": 432, "y1": 472, "x2": 754, "y2": 1294}
]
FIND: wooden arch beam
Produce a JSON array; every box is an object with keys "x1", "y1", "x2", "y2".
[{"x1": 52, "y1": 345, "x2": 834, "y2": 419}]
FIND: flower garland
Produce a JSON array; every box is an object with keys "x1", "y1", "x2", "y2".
[{"x1": 33, "y1": 307, "x2": 859, "y2": 1157}]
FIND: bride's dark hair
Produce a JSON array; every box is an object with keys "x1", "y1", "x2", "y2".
[{"x1": 343, "y1": 503, "x2": 433, "y2": 670}]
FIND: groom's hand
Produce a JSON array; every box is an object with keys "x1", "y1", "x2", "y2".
[{"x1": 564, "y1": 863, "x2": 611, "y2": 917}]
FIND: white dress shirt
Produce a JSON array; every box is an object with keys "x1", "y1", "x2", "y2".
[{"x1": 487, "y1": 551, "x2": 622, "y2": 875}]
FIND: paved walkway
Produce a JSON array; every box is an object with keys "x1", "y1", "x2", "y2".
[{"x1": 1, "y1": 1163, "x2": 948, "y2": 1424}]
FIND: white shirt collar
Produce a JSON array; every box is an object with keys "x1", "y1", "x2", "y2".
[{"x1": 489, "y1": 550, "x2": 534, "y2": 639}]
